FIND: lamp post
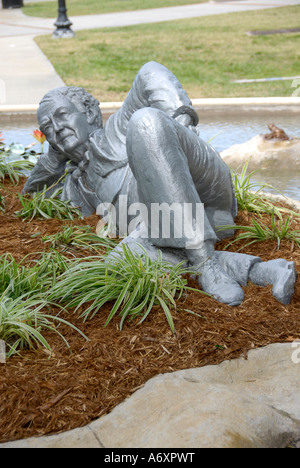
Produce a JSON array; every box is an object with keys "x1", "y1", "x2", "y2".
[
  {"x1": 53, "y1": 0, "x2": 75, "y2": 38},
  {"x1": 2, "y1": 0, "x2": 23, "y2": 7},
  {"x1": 2, "y1": 0, "x2": 24, "y2": 8}
]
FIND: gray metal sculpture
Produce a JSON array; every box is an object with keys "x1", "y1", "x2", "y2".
[{"x1": 23, "y1": 61, "x2": 297, "y2": 306}]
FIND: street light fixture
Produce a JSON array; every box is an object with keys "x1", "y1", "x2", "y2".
[
  {"x1": 53, "y1": 0, "x2": 75, "y2": 38},
  {"x1": 2, "y1": 0, "x2": 23, "y2": 7}
]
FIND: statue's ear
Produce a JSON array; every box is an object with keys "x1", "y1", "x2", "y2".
[{"x1": 86, "y1": 107, "x2": 99, "y2": 125}]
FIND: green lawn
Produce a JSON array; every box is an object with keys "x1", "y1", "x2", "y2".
[
  {"x1": 35, "y1": 5, "x2": 300, "y2": 101},
  {"x1": 23, "y1": 0, "x2": 208, "y2": 18}
]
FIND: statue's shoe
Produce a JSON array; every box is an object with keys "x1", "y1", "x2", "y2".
[
  {"x1": 249, "y1": 259, "x2": 297, "y2": 305},
  {"x1": 197, "y1": 256, "x2": 244, "y2": 306},
  {"x1": 272, "y1": 268, "x2": 297, "y2": 305}
]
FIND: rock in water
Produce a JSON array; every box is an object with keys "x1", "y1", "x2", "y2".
[{"x1": 220, "y1": 132, "x2": 300, "y2": 171}]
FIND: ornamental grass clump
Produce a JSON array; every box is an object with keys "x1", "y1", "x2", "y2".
[
  {"x1": 222, "y1": 211, "x2": 300, "y2": 251},
  {"x1": 225, "y1": 162, "x2": 300, "y2": 250},
  {"x1": 0, "y1": 253, "x2": 40, "y2": 299},
  {"x1": 0, "y1": 251, "x2": 71, "y2": 299},
  {"x1": 0, "y1": 293, "x2": 87, "y2": 358},
  {"x1": 42, "y1": 224, "x2": 118, "y2": 254},
  {"x1": 230, "y1": 161, "x2": 298, "y2": 219},
  {"x1": 0, "y1": 157, "x2": 35, "y2": 185},
  {"x1": 0, "y1": 294, "x2": 56, "y2": 357},
  {"x1": 16, "y1": 186, "x2": 83, "y2": 221},
  {"x1": 49, "y1": 244, "x2": 200, "y2": 333},
  {"x1": 0, "y1": 252, "x2": 87, "y2": 357}
]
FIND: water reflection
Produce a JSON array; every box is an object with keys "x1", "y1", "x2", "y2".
[
  {"x1": 194, "y1": 113, "x2": 300, "y2": 200},
  {"x1": 249, "y1": 169, "x2": 300, "y2": 201}
]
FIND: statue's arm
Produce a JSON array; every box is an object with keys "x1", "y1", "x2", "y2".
[
  {"x1": 22, "y1": 145, "x2": 68, "y2": 194},
  {"x1": 107, "y1": 61, "x2": 197, "y2": 139}
]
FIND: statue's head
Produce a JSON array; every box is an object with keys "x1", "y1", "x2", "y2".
[{"x1": 37, "y1": 87, "x2": 102, "y2": 162}]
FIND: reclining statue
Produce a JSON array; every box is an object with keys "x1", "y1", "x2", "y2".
[{"x1": 23, "y1": 61, "x2": 297, "y2": 306}]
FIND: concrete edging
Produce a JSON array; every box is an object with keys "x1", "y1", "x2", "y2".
[
  {"x1": 252, "y1": 192, "x2": 300, "y2": 213},
  {"x1": 0, "y1": 97, "x2": 299, "y2": 116}
]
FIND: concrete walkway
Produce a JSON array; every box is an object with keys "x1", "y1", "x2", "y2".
[{"x1": 1, "y1": 0, "x2": 300, "y2": 108}]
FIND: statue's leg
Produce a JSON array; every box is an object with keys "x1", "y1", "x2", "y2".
[
  {"x1": 215, "y1": 252, "x2": 297, "y2": 305},
  {"x1": 173, "y1": 120, "x2": 238, "y2": 241},
  {"x1": 126, "y1": 107, "x2": 244, "y2": 306}
]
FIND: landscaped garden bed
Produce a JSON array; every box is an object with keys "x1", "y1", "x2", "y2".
[
  {"x1": 0, "y1": 160, "x2": 299, "y2": 443},
  {"x1": 2, "y1": 0, "x2": 298, "y2": 446}
]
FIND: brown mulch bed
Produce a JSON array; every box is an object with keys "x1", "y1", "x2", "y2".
[{"x1": 0, "y1": 177, "x2": 299, "y2": 444}]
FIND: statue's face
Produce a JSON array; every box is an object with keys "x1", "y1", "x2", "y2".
[{"x1": 38, "y1": 97, "x2": 93, "y2": 162}]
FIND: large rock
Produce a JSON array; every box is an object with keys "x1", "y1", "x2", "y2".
[
  {"x1": 1, "y1": 343, "x2": 299, "y2": 448},
  {"x1": 220, "y1": 135, "x2": 300, "y2": 171},
  {"x1": 90, "y1": 342, "x2": 300, "y2": 448}
]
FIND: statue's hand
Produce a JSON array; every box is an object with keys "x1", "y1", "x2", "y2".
[
  {"x1": 172, "y1": 105, "x2": 199, "y2": 127},
  {"x1": 67, "y1": 152, "x2": 90, "y2": 182},
  {"x1": 174, "y1": 113, "x2": 193, "y2": 127}
]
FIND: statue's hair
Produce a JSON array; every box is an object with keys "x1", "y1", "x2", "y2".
[{"x1": 39, "y1": 86, "x2": 103, "y2": 127}]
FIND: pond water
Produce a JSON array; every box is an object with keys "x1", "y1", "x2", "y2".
[
  {"x1": 1, "y1": 112, "x2": 299, "y2": 200},
  {"x1": 197, "y1": 112, "x2": 300, "y2": 201}
]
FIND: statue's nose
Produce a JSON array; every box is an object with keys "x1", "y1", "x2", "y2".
[{"x1": 52, "y1": 118, "x2": 64, "y2": 133}]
